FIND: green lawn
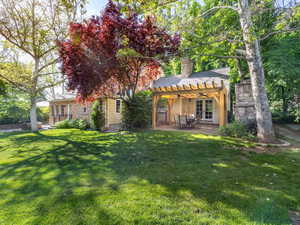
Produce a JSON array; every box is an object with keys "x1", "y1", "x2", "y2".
[{"x1": 0, "y1": 129, "x2": 299, "y2": 225}]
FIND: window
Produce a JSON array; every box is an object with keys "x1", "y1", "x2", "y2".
[
  {"x1": 116, "y1": 99, "x2": 121, "y2": 113},
  {"x1": 56, "y1": 105, "x2": 59, "y2": 115},
  {"x1": 196, "y1": 100, "x2": 203, "y2": 119},
  {"x1": 205, "y1": 100, "x2": 213, "y2": 119},
  {"x1": 99, "y1": 100, "x2": 103, "y2": 112},
  {"x1": 195, "y1": 99, "x2": 213, "y2": 120},
  {"x1": 61, "y1": 105, "x2": 66, "y2": 115},
  {"x1": 83, "y1": 107, "x2": 87, "y2": 113}
]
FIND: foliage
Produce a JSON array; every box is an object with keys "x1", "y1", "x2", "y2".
[
  {"x1": 0, "y1": 129, "x2": 299, "y2": 224},
  {"x1": 37, "y1": 107, "x2": 49, "y2": 123},
  {"x1": 55, "y1": 119, "x2": 89, "y2": 129},
  {"x1": 263, "y1": 32, "x2": 300, "y2": 122},
  {"x1": 0, "y1": 105, "x2": 29, "y2": 125},
  {"x1": 272, "y1": 111, "x2": 297, "y2": 124},
  {"x1": 0, "y1": 79, "x2": 6, "y2": 95},
  {"x1": 122, "y1": 91, "x2": 152, "y2": 130},
  {"x1": 219, "y1": 121, "x2": 256, "y2": 140},
  {"x1": 0, "y1": 0, "x2": 86, "y2": 130},
  {"x1": 58, "y1": 0, "x2": 180, "y2": 101},
  {"x1": 91, "y1": 99, "x2": 105, "y2": 131},
  {"x1": 0, "y1": 85, "x2": 50, "y2": 124},
  {"x1": 0, "y1": 88, "x2": 30, "y2": 124}
]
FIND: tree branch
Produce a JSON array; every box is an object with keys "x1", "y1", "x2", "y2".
[
  {"x1": 37, "y1": 57, "x2": 59, "y2": 74},
  {"x1": 0, "y1": 73, "x2": 29, "y2": 92},
  {"x1": 200, "y1": 5, "x2": 238, "y2": 17},
  {"x1": 36, "y1": 78, "x2": 65, "y2": 92},
  {"x1": 260, "y1": 27, "x2": 300, "y2": 41}
]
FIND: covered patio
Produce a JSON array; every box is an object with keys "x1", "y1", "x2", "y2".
[{"x1": 150, "y1": 79, "x2": 229, "y2": 129}]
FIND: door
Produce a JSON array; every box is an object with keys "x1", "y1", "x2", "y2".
[{"x1": 196, "y1": 99, "x2": 213, "y2": 120}]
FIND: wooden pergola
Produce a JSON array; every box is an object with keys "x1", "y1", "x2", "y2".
[{"x1": 150, "y1": 80, "x2": 228, "y2": 128}]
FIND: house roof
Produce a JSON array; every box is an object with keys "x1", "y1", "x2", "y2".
[
  {"x1": 152, "y1": 68, "x2": 229, "y2": 89},
  {"x1": 50, "y1": 92, "x2": 76, "y2": 103}
]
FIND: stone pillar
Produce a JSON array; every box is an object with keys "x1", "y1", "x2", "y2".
[
  {"x1": 181, "y1": 57, "x2": 193, "y2": 78},
  {"x1": 234, "y1": 79, "x2": 256, "y2": 125}
]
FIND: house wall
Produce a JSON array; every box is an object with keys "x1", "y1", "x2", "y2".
[
  {"x1": 49, "y1": 100, "x2": 92, "y2": 125},
  {"x1": 49, "y1": 98, "x2": 123, "y2": 128},
  {"x1": 169, "y1": 97, "x2": 219, "y2": 124},
  {"x1": 105, "y1": 98, "x2": 122, "y2": 128}
]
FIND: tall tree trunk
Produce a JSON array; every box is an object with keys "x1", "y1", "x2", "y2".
[
  {"x1": 30, "y1": 97, "x2": 38, "y2": 131},
  {"x1": 30, "y1": 58, "x2": 40, "y2": 131},
  {"x1": 238, "y1": 0, "x2": 275, "y2": 142}
]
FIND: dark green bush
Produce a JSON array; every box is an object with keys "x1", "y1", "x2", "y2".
[
  {"x1": 0, "y1": 105, "x2": 29, "y2": 125},
  {"x1": 55, "y1": 120, "x2": 71, "y2": 129},
  {"x1": 122, "y1": 91, "x2": 152, "y2": 130},
  {"x1": 37, "y1": 107, "x2": 49, "y2": 123},
  {"x1": 272, "y1": 111, "x2": 296, "y2": 124},
  {"x1": 55, "y1": 119, "x2": 89, "y2": 130},
  {"x1": 91, "y1": 99, "x2": 105, "y2": 131},
  {"x1": 219, "y1": 121, "x2": 256, "y2": 140}
]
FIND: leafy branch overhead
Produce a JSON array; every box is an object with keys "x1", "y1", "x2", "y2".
[{"x1": 58, "y1": 0, "x2": 180, "y2": 102}]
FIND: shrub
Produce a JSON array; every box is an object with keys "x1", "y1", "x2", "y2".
[
  {"x1": 272, "y1": 111, "x2": 295, "y2": 124},
  {"x1": 0, "y1": 105, "x2": 29, "y2": 125},
  {"x1": 55, "y1": 119, "x2": 89, "y2": 130},
  {"x1": 55, "y1": 120, "x2": 71, "y2": 129},
  {"x1": 219, "y1": 121, "x2": 255, "y2": 140},
  {"x1": 91, "y1": 99, "x2": 105, "y2": 131},
  {"x1": 37, "y1": 107, "x2": 49, "y2": 123},
  {"x1": 122, "y1": 91, "x2": 152, "y2": 130},
  {"x1": 71, "y1": 119, "x2": 89, "y2": 130}
]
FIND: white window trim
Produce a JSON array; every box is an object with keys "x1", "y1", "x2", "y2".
[
  {"x1": 196, "y1": 98, "x2": 214, "y2": 121},
  {"x1": 116, "y1": 99, "x2": 121, "y2": 113}
]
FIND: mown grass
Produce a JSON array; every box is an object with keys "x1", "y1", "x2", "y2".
[{"x1": 0, "y1": 129, "x2": 299, "y2": 225}]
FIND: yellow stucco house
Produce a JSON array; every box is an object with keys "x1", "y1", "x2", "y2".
[
  {"x1": 49, "y1": 58, "x2": 230, "y2": 129},
  {"x1": 49, "y1": 94, "x2": 123, "y2": 129}
]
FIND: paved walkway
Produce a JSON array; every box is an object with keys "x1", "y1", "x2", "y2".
[
  {"x1": 275, "y1": 124, "x2": 300, "y2": 146},
  {"x1": 0, "y1": 128, "x2": 22, "y2": 133}
]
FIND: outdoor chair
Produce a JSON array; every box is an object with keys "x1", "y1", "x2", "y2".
[
  {"x1": 174, "y1": 114, "x2": 180, "y2": 128},
  {"x1": 178, "y1": 115, "x2": 188, "y2": 129}
]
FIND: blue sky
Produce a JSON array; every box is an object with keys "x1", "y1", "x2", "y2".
[
  {"x1": 86, "y1": 0, "x2": 108, "y2": 16},
  {"x1": 85, "y1": 0, "x2": 204, "y2": 17}
]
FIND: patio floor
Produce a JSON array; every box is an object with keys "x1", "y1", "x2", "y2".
[{"x1": 153, "y1": 124, "x2": 219, "y2": 136}]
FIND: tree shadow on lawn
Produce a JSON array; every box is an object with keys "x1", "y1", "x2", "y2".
[{"x1": 0, "y1": 129, "x2": 299, "y2": 225}]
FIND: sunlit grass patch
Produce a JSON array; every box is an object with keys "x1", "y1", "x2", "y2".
[{"x1": 0, "y1": 129, "x2": 299, "y2": 225}]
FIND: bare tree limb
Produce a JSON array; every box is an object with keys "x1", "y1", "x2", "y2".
[
  {"x1": 36, "y1": 78, "x2": 66, "y2": 93},
  {"x1": 260, "y1": 27, "x2": 300, "y2": 41},
  {"x1": 200, "y1": 5, "x2": 238, "y2": 17},
  {"x1": 37, "y1": 57, "x2": 59, "y2": 74},
  {"x1": 0, "y1": 73, "x2": 29, "y2": 92}
]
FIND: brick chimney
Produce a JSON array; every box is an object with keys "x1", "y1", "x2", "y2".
[{"x1": 181, "y1": 57, "x2": 193, "y2": 77}]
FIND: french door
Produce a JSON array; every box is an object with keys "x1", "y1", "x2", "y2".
[{"x1": 196, "y1": 99, "x2": 213, "y2": 120}]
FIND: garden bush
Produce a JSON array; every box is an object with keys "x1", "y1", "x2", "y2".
[
  {"x1": 37, "y1": 107, "x2": 49, "y2": 123},
  {"x1": 91, "y1": 99, "x2": 105, "y2": 131},
  {"x1": 219, "y1": 121, "x2": 256, "y2": 140},
  {"x1": 55, "y1": 119, "x2": 89, "y2": 130},
  {"x1": 272, "y1": 111, "x2": 296, "y2": 124},
  {"x1": 122, "y1": 91, "x2": 152, "y2": 130}
]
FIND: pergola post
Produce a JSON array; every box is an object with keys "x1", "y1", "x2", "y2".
[
  {"x1": 219, "y1": 90, "x2": 227, "y2": 127},
  {"x1": 167, "y1": 98, "x2": 175, "y2": 124},
  {"x1": 152, "y1": 95, "x2": 159, "y2": 128}
]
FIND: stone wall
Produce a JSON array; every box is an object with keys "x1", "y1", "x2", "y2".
[{"x1": 234, "y1": 79, "x2": 256, "y2": 125}]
